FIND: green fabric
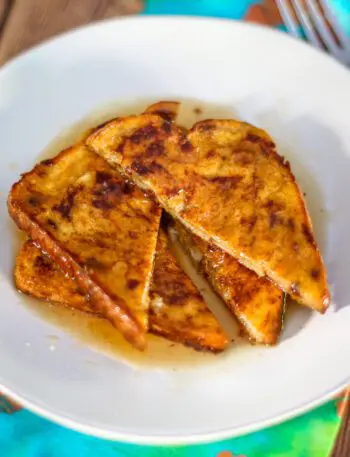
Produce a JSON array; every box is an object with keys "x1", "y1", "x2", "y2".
[{"x1": 0, "y1": 400, "x2": 342, "y2": 456}]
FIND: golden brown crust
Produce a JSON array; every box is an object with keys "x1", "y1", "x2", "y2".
[
  {"x1": 9, "y1": 198, "x2": 145, "y2": 348},
  {"x1": 15, "y1": 240, "x2": 95, "y2": 314},
  {"x1": 8, "y1": 143, "x2": 162, "y2": 349},
  {"x1": 16, "y1": 237, "x2": 227, "y2": 352},
  {"x1": 173, "y1": 222, "x2": 284, "y2": 345},
  {"x1": 149, "y1": 229, "x2": 228, "y2": 352},
  {"x1": 144, "y1": 101, "x2": 180, "y2": 121},
  {"x1": 87, "y1": 115, "x2": 329, "y2": 312}
]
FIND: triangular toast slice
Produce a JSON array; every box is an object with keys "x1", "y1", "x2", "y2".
[
  {"x1": 87, "y1": 115, "x2": 329, "y2": 312},
  {"x1": 8, "y1": 143, "x2": 161, "y2": 349},
  {"x1": 16, "y1": 237, "x2": 227, "y2": 352},
  {"x1": 145, "y1": 105, "x2": 285, "y2": 343},
  {"x1": 16, "y1": 240, "x2": 97, "y2": 315},
  {"x1": 149, "y1": 228, "x2": 227, "y2": 351},
  {"x1": 172, "y1": 221, "x2": 285, "y2": 345}
]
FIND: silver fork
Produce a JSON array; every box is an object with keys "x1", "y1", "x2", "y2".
[{"x1": 276, "y1": 0, "x2": 350, "y2": 66}]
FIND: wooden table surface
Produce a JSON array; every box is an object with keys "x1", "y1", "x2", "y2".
[
  {"x1": 0, "y1": 0, "x2": 142, "y2": 64},
  {"x1": 0, "y1": 1, "x2": 348, "y2": 456}
]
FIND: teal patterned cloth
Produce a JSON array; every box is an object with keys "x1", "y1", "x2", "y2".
[
  {"x1": 143, "y1": 0, "x2": 350, "y2": 35},
  {"x1": 143, "y1": 0, "x2": 258, "y2": 18},
  {"x1": 333, "y1": 0, "x2": 350, "y2": 35},
  {"x1": 1, "y1": 1, "x2": 349, "y2": 456},
  {"x1": 0, "y1": 398, "x2": 345, "y2": 456}
]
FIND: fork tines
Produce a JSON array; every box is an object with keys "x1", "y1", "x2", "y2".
[{"x1": 276, "y1": 0, "x2": 350, "y2": 65}]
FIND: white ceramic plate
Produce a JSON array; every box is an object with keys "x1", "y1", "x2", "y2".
[{"x1": 0, "y1": 17, "x2": 349, "y2": 444}]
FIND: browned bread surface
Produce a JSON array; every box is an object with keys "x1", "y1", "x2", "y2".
[
  {"x1": 87, "y1": 115, "x2": 329, "y2": 312},
  {"x1": 144, "y1": 101, "x2": 180, "y2": 121},
  {"x1": 8, "y1": 143, "x2": 161, "y2": 349},
  {"x1": 173, "y1": 222, "x2": 285, "y2": 345},
  {"x1": 150, "y1": 228, "x2": 228, "y2": 351},
  {"x1": 15, "y1": 240, "x2": 95, "y2": 314},
  {"x1": 16, "y1": 237, "x2": 227, "y2": 352}
]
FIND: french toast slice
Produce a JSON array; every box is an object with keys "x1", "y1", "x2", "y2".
[
  {"x1": 172, "y1": 221, "x2": 285, "y2": 345},
  {"x1": 15, "y1": 240, "x2": 97, "y2": 315},
  {"x1": 8, "y1": 143, "x2": 162, "y2": 349},
  {"x1": 16, "y1": 237, "x2": 227, "y2": 352},
  {"x1": 144, "y1": 100, "x2": 180, "y2": 121},
  {"x1": 145, "y1": 106, "x2": 285, "y2": 343},
  {"x1": 149, "y1": 227, "x2": 227, "y2": 351},
  {"x1": 87, "y1": 115, "x2": 329, "y2": 312}
]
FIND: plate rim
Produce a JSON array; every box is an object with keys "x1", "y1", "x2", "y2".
[
  {"x1": 0, "y1": 15, "x2": 349, "y2": 444},
  {"x1": 1, "y1": 15, "x2": 349, "y2": 77},
  {"x1": 1, "y1": 382, "x2": 347, "y2": 444}
]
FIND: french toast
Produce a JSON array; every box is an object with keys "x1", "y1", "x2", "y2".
[
  {"x1": 172, "y1": 221, "x2": 285, "y2": 345},
  {"x1": 87, "y1": 115, "x2": 329, "y2": 312},
  {"x1": 144, "y1": 100, "x2": 180, "y2": 121},
  {"x1": 8, "y1": 143, "x2": 162, "y2": 349},
  {"x1": 146, "y1": 107, "x2": 285, "y2": 344},
  {"x1": 16, "y1": 235, "x2": 227, "y2": 352},
  {"x1": 15, "y1": 240, "x2": 97, "y2": 315},
  {"x1": 149, "y1": 227, "x2": 227, "y2": 351}
]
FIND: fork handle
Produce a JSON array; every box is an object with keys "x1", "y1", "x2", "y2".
[{"x1": 332, "y1": 392, "x2": 350, "y2": 456}]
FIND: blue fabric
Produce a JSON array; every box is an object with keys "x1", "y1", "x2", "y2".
[
  {"x1": 142, "y1": 0, "x2": 259, "y2": 19},
  {"x1": 0, "y1": 402, "x2": 340, "y2": 457}
]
